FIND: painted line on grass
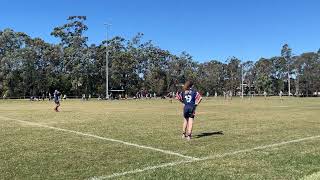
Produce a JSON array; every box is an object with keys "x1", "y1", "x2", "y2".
[
  {"x1": 300, "y1": 171, "x2": 320, "y2": 180},
  {"x1": 90, "y1": 160, "x2": 194, "y2": 180},
  {"x1": 90, "y1": 135, "x2": 320, "y2": 179},
  {"x1": 272, "y1": 106, "x2": 289, "y2": 108},
  {"x1": 0, "y1": 116, "x2": 199, "y2": 161}
]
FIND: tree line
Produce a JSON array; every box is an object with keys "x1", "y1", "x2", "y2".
[{"x1": 1, "y1": 16, "x2": 320, "y2": 98}]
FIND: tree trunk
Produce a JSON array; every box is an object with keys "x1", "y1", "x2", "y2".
[{"x1": 295, "y1": 75, "x2": 299, "y2": 96}]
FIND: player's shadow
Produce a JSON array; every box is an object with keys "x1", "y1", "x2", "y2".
[{"x1": 195, "y1": 131, "x2": 224, "y2": 139}]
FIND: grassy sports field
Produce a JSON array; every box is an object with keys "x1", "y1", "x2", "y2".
[{"x1": 0, "y1": 97, "x2": 319, "y2": 179}]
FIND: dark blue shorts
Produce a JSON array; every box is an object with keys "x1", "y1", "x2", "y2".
[
  {"x1": 183, "y1": 105, "x2": 196, "y2": 119},
  {"x1": 54, "y1": 99, "x2": 60, "y2": 104}
]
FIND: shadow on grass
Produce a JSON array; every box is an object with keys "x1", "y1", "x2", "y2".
[{"x1": 195, "y1": 131, "x2": 224, "y2": 139}]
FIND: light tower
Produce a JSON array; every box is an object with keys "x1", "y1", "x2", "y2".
[{"x1": 104, "y1": 23, "x2": 111, "y2": 99}]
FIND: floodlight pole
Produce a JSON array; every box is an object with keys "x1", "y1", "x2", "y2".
[
  {"x1": 104, "y1": 23, "x2": 111, "y2": 100},
  {"x1": 288, "y1": 59, "x2": 291, "y2": 96},
  {"x1": 241, "y1": 63, "x2": 244, "y2": 98}
]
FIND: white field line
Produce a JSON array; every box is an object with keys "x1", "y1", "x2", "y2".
[
  {"x1": 272, "y1": 106, "x2": 289, "y2": 108},
  {"x1": 0, "y1": 116, "x2": 198, "y2": 160},
  {"x1": 300, "y1": 171, "x2": 320, "y2": 180},
  {"x1": 91, "y1": 135, "x2": 320, "y2": 180}
]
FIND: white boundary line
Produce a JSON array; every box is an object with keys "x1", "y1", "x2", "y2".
[
  {"x1": 2, "y1": 115, "x2": 319, "y2": 179},
  {"x1": 0, "y1": 116, "x2": 198, "y2": 160},
  {"x1": 91, "y1": 135, "x2": 320, "y2": 180},
  {"x1": 272, "y1": 106, "x2": 289, "y2": 108},
  {"x1": 300, "y1": 171, "x2": 320, "y2": 180}
]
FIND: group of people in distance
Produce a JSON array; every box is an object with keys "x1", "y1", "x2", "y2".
[
  {"x1": 264, "y1": 90, "x2": 284, "y2": 100},
  {"x1": 28, "y1": 90, "x2": 62, "y2": 112},
  {"x1": 135, "y1": 92, "x2": 157, "y2": 99},
  {"x1": 44, "y1": 81, "x2": 291, "y2": 141},
  {"x1": 51, "y1": 80, "x2": 203, "y2": 140}
]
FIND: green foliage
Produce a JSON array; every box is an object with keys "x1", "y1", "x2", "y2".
[{"x1": 0, "y1": 18, "x2": 320, "y2": 97}]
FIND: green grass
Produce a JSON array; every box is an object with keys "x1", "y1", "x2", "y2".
[
  {"x1": 301, "y1": 171, "x2": 320, "y2": 180},
  {"x1": 0, "y1": 97, "x2": 320, "y2": 179}
]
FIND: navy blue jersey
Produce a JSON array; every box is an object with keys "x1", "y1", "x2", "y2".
[
  {"x1": 53, "y1": 90, "x2": 60, "y2": 102},
  {"x1": 176, "y1": 89, "x2": 202, "y2": 119},
  {"x1": 176, "y1": 90, "x2": 202, "y2": 107}
]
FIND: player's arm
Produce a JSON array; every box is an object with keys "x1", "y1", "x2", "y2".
[
  {"x1": 176, "y1": 92, "x2": 184, "y2": 103},
  {"x1": 195, "y1": 92, "x2": 202, "y2": 106}
]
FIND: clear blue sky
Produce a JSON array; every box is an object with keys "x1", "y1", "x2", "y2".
[{"x1": 1, "y1": 0, "x2": 319, "y2": 62}]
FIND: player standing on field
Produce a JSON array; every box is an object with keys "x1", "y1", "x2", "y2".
[
  {"x1": 176, "y1": 81, "x2": 202, "y2": 140},
  {"x1": 53, "y1": 90, "x2": 61, "y2": 112},
  {"x1": 279, "y1": 90, "x2": 283, "y2": 100}
]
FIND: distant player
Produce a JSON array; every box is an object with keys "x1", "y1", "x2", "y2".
[
  {"x1": 176, "y1": 81, "x2": 202, "y2": 140},
  {"x1": 279, "y1": 90, "x2": 283, "y2": 100},
  {"x1": 53, "y1": 90, "x2": 61, "y2": 112},
  {"x1": 228, "y1": 91, "x2": 233, "y2": 100},
  {"x1": 263, "y1": 91, "x2": 267, "y2": 100}
]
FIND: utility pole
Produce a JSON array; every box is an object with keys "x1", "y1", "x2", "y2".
[
  {"x1": 288, "y1": 58, "x2": 291, "y2": 96},
  {"x1": 104, "y1": 23, "x2": 111, "y2": 99},
  {"x1": 241, "y1": 64, "x2": 244, "y2": 98}
]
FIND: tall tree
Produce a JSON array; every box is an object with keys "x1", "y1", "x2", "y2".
[
  {"x1": 225, "y1": 57, "x2": 241, "y2": 95},
  {"x1": 51, "y1": 16, "x2": 89, "y2": 96},
  {"x1": 281, "y1": 44, "x2": 293, "y2": 96},
  {"x1": 197, "y1": 60, "x2": 224, "y2": 95},
  {"x1": 242, "y1": 61, "x2": 254, "y2": 95},
  {"x1": 254, "y1": 58, "x2": 273, "y2": 94},
  {"x1": 1, "y1": 20, "x2": 320, "y2": 98}
]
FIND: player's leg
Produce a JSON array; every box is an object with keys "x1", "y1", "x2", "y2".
[
  {"x1": 182, "y1": 118, "x2": 188, "y2": 138},
  {"x1": 182, "y1": 106, "x2": 190, "y2": 138},
  {"x1": 186, "y1": 118, "x2": 193, "y2": 140},
  {"x1": 55, "y1": 102, "x2": 60, "y2": 112},
  {"x1": 186, "y1": 107, "x2": 196, "y2": 140},
  {"x1": 54, "y1": 102, "x2": 57, "y2": 111}
]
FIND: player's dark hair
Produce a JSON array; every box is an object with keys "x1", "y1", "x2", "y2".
[{"x1": 183, "y1": 81, "x2": 194, "y2": 91}]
